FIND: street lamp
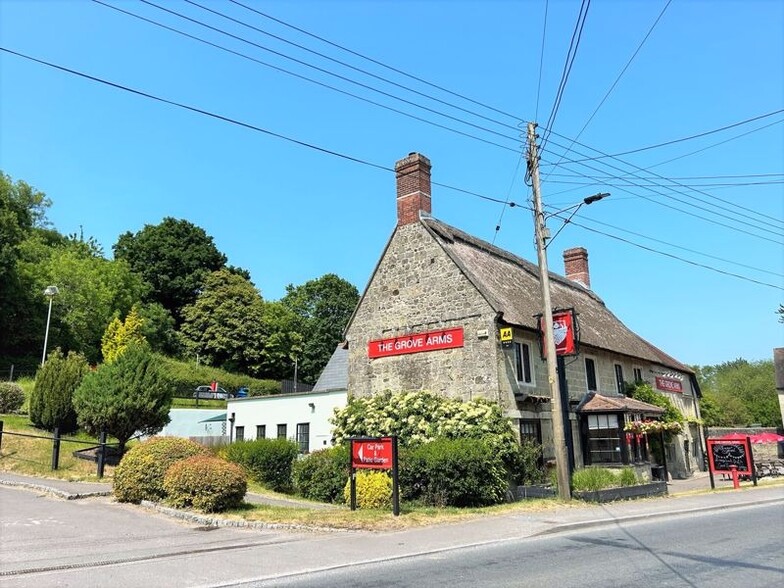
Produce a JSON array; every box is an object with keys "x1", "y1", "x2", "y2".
[{"x1": 41, "y1": 285, "x2": 59, "y2": 367}]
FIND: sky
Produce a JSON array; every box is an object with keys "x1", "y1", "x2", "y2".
[{"x1": 1, "y1": 0, "x2": 782, "y2": 367}]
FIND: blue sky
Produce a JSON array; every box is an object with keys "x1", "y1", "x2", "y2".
[{"x1": 1, "y1": 0, "x2": 782, "y2": 367}]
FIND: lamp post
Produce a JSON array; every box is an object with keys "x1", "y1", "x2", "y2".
[
  {"x1": 527, "y1": 121, "x2": 609, "y2": 500},
  {"x1": 41, "y1": 285, "x2": 59, "y2": 366}
]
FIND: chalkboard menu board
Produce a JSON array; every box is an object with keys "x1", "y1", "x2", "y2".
[{"x1": 707, "y1": 439, "x2": 752, "y2": 474}]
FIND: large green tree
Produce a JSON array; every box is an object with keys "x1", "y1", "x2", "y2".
[
  {"x1": 73, "y1": 344, "x2": 172, "y2": 452},
  {"x1": 696, "y1": 359, "x2": 779, "y2": 427},
  {"x1": 113, "y1": 217, "x2": 227, "y2": 321},
  {"x1": 29, "y1": 348, "x2": 89, "y2": 433},
  {"x1": 281, "y1": 273, "x2": 359, "y2": 384}
]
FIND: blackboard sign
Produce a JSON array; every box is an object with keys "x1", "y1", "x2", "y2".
[{"x1": 707, "y1": 439, "x2": 752, "y2": 474}]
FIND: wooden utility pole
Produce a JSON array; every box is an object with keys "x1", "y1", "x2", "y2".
[{"x1": 527, "y1": 121, "x2": 572, "y2": 500}]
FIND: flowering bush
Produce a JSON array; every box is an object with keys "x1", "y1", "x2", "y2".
[
  {"x1": 343, "y1": 470, "x2": 392, "y2": 509},
  {"x1": 624, "y1": 419, "x2": 682, "y2": 435}
]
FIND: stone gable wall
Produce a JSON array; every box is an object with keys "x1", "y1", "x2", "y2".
[{"x1": 346, "y1": 223, "x2": 501, "y2": 403}]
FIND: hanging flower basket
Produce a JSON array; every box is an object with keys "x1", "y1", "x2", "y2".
[{"x1": 624, "y1": 419, "x2": 682, "y2": 436}]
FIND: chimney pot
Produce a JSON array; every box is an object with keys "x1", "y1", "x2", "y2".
[
  {"x1": 395, "y1": 153, "x2": 431, "y2": 226},
  {"x1": 563, "y1": 247, "x2": 591, "y2": 289}
]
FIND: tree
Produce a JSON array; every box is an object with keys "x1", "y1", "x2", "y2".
[
  {"x1": 179, "y1": 269, "x2": 267, "y2": 376},
  {"x1": 135, "y1": 301, "x2": 181, "y2": 357},
  {"x1": 697, "y1": 358, "x2": 779, "y2": 427},
  {"x1": 777, "y1": 304, "x2": 783, "y2": 323},
  {"x1": 73, "y1": 344, "x2": 172, "y2": 452},
  {"x1": 101, "y1": 306, "x2": 146, "y2": 363},
  {"x1": 282, "y1": 274, "x2": 359, "y2": 384},
  {"x1": 113, "y1": 217, "x2": 227, "y2": 320},
  {"x1": 29, "y1": 348, "x2": 89, "y2": 433}
]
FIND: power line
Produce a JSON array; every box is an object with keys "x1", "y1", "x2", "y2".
[
  {"x1": 534, "y1": 0, "x2": 549, "y2": 121},
  {"x1": 2, "y1": 46, "x2": 778, "y2": 292},
  {"x1": 543, "y1": 0, "x2": 673, "y2": 179},
  {"x1": 543, "y1": 171, "x2": 784, "y2": 181},
  {"x1": 541, "y1": 0, "x2": 591, "y2": 151}
]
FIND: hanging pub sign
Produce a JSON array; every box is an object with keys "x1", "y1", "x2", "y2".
[
  {"x1": 367, "y1": 327, "x2": 464, "y2": 359},
  {"x1": 655, "y1": 376, "x2": 683, "y2": 393},
  {"x1": 536, "y1": 308, "x2": 578, "y2": 358},
  {"x1": 349, "y1": 436, "x2": 400, "y2": 516}
]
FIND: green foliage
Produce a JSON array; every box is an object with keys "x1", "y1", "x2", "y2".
[
  {"x1": 400, "y1": 438, "x2": 508, "y2": 507},
  {"x1": 331, "y1": 390, "x2": 520, "y2": 467},
  {"x1": 282, "y1": 274, "x2": 359, "y2": 384},
  {"x1": 163, "y1": 454, "x2": 247, "y2": 513},
  {"x1": 113, "y1": 217, "x2": 227, "y2": 320},
  {"x1": 572, "y1": 467, "x2": 621, "y2": 492},
  {"x1": 510, "y1": 438, "x2": 546, "y2": 485},
  {"x1": 136, "y1": 302, "x2": 181, "y2": 356},
  {"x1": 0, "y1": 382, "x2": 25, "y2": 413},
  {"x1": 628, "y1": 383, "x2": 684, "y2": 423},
  {"x1": 101, "y1": 305, "x2": 146, "y2": 363},
  {"x1": 73, "y1": 345, "x2": 173, "y2": 451},
  {"x1": 292, "y1": 445, "x2": 350, "y2": 503},
  {"x1": 617, "y1": 467, "x2": 639, "y2": 487},
  {"x1": 29, "y1": 348, "x2": 88, "y2": 433},
  {"x1": 696, "y1": 359, "x2": 779, "y2": 427},
  {"x1": 223, "y1": 438, "x2": 299, "y2": 492},
  {"x1": 159, "y1": 355, "x2": 280, "y2": 397},
  {"x1": 113, "y1": 436, "x2": 209, "y2": 503},
  {"x1": 343, "y1": 470, "x2": 393, "y2": 510}
]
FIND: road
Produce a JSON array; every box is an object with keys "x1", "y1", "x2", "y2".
[
  {"x1": 246, "y1": 503, "x2": 784, "y2": 588},
  {"x1": 1, "y1": 485, "x2": 782, "y2": 587}
]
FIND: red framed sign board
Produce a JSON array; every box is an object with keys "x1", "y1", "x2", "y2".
[
  {"x1": 706, "y1": 437, "x2": 757, "y2": 489},
  {"x1": 655, "y1": 377, "x2": 683, "y2": 393},
  {"x1": 349, "y1": 437, "x2": 400, "y2": 516},
  {"x1": 368, "y1": 327, "x2": 464, "y2": 359},
  {"x1": 538, "y1": 308, "x2": 578, "y2": 358}
]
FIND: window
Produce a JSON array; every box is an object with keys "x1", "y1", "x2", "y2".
[
  {"x1": 256, "y1": 425, "x2": 266, "y2": 439},
  {"x1": 585, "y1": 358, "x2": 597, "y2": 391},
  {"x1": 235, "y1": 426, "x2": 244, "y2": 442},
  {"x1": 587, "y1": 414, "x2": 621, "y2": 464},
  {"x1": 513, "y1": 342, "x2": 533, "y2": 384},
  {"x1": 520, "y1": 420, "x2": 543, "y2": 467},
  {"x1": 296, "y1": 423, "x2": 310, "y2": 454},
  {"x1": 277, "y1": 424, "x2": 287, "y2": 439},
  {"x1": 614, "y1": 364, "x2": 625, "y2": 394},
  {"x1": 633, "y1": 367, "x2": 643, "y2": 383}
]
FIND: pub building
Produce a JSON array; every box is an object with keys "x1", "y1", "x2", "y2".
[{"x1": 343, "y1": 153, "x2": 704, "y2": 480}]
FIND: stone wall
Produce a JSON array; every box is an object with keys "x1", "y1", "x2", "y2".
[{"x1": 346, "y1": 222, "x2": 500, "y2": 402}]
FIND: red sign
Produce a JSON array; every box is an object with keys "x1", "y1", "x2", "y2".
[
  {"x1": 707, "y1": 438, "x2": 753, "y2": 476},
  {"x1": 351, "y1": 437, "x2": 394, "y2": 469},
  {"x1": 539, "y1": 309, "x2": 577, "y2": 357},
  {"x1": 655, "y1": 377, "x2": 683, "y2": 393},
  {"x1": 368, "y1": 327, "x2": 464, "y2": 359}
]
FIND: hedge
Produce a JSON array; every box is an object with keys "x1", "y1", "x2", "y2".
[
  {"x1": 223, "y1": 438, "x2": 299, "y2": 492},
  {"x1": 343, "y1": 470, "x2": 392, "y2": 509},
  {"x1": 292, "y1": 445, "x2": 350, "y2": 503},
  {"x1": 159, "y1": 356, "x2": 280, "y2": 397},
  {"x1": 0, "y1": 382, "x2": 25, "y2": 414},
  {"x1": 164, "y1": 454, "x2": 247, "y2": 512}
]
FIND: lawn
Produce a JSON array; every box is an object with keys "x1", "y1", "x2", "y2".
[{"x1": 0, "y1": 414, "x2": 117, "y2": 481}]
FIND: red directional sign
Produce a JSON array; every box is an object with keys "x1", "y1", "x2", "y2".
[{"x1": 351, "y1": 437, "x2": 394, "y2": 470}]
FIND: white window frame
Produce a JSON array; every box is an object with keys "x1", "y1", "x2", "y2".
[{"x1": 513, "y1": 340, "x2": 535, "y2": 386}]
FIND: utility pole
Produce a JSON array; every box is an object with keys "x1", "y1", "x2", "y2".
[{"x1": 527, "y1": 121, "x2": 572, "y2": 500}]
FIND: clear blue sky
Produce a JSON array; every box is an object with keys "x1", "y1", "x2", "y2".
[{"x1": 1, "y1": 0, "x2": 782, "y2": 367}]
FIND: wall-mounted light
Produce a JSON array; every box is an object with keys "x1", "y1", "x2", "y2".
[{"x1": 308, "y1": 402, "x2": 315, "y2": 412}]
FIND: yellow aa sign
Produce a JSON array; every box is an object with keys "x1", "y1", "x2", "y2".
[{"x1": 499, "y1": 327, "x2": 512, "y2": 342}]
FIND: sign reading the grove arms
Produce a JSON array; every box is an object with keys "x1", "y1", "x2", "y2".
[
  {"x1": 655, "y1": 376, "x2": 683, "y2": 393},
  {"x1": 368, "y1": 327, "x2": 464, "y2": 359}
]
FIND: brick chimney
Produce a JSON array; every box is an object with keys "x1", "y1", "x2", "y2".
[
  {"x1": 395, "y1": 153, "x2": 431, "y2": 226},
  {"x1": 563, "y1": 247, "x2": 591, "y2": 289}
]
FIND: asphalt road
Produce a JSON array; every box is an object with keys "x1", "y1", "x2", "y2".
[
  {"x1": 2, "y1": 485, "x2": 782, "y2": 588},
  {"x1": 245, "y1": 503, "x2": 784, "y2": 588}
]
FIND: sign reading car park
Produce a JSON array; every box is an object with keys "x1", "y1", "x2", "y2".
[
  {"x1": 349, "y1": 437, "x2": 400, "y2": 516},
  {"x1": 367, "y1": 327, "x2": 464, "y2": 358}
]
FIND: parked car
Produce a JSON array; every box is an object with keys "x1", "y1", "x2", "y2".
[{"x1": 193, "y1": 385, "x2": 232, "y2": 400}]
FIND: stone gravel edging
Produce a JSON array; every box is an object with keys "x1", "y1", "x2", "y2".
[
  {"x1": 139, "y1": 500, "x2": 351, "y2": 534},
  {"x1": 0, "y1": 478, "x2": 112, "y2": 500}
]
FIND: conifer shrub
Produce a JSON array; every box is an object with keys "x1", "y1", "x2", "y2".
[
  {"x1": 29, "y1": 348, "x2": 88, "y2": 433},
  {"x1": 0, "y1": 382, "x2": 25, "y2": 414},
  {"x1": 164, "y1": 455, "x2": 247, "y2": 513},
  {"x1": 113, "y1": 436, "x2": 209, "y2": 503},
  {"x1": 224, "y1": 438, "x2": 298, "y2": 492},
  {"x1": 343, "y1": 470, "x2": 392, "y2": 510},
  {"x1": 400, "y1": 438, "x2": 508, "y2": 507},
  {"x1": 292, "y1": 445, "x2": 350, "y2": 503}
]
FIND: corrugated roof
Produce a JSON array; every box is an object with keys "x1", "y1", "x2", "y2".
[
  {"x1": 421, "y1": 217, "x2": 692, "y2": 373},
  {"x1": 312, "y1": 345, "x2": 349, "y2": 392}
]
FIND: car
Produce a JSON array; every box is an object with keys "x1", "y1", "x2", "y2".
[{"x1": 193, "y1": 385, "x2": 232, "y2": 400}]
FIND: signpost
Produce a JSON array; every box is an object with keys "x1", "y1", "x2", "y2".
[
  {"x1": 706, "y1": 437, "x2": 757, "y2": 489},
  {"x1": 349, "y1": 436, "x2": 400, "y2": 516}
]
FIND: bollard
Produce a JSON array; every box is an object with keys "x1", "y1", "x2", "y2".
[
  {"x1": 730, "y1": 465, "x2": 740, "y2": 489},
  {"x1": 97, "y1": 431, "x2": 107, "y2": 478},
  {"x1": 51, "y1": 427, "x2": 60, "y2": 471},
  {"x1": 0, "y1": 420, "x2": 4, "y2": 450}
]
